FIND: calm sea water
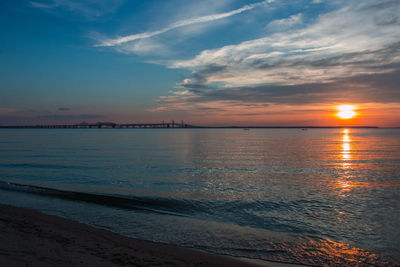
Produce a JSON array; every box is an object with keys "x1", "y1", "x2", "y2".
[{"x1": 0, "y1": 128, "x2": 399, "y2": 266}]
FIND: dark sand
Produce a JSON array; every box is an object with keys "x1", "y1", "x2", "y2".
[{"x1": 0, "y1": 203, "x2": 283, "y2": 266}]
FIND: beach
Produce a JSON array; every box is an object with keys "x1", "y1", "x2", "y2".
[{"x1": 0, "y1": 203, "x2": 278, "y2": 267}]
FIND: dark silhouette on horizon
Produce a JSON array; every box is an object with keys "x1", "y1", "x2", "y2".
[{"x1": 0, "y1": 121, "x2": 380, "y2": 129}]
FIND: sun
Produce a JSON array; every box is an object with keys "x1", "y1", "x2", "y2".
[{"x1": 336, "y1": 105, "x2": 357, "y2": 119}]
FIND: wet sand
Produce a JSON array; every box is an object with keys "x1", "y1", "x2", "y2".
[{"x1": 0, "y1": 203, "x2": 282, "y2": 266}]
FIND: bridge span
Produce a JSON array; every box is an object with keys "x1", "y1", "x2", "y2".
[{"x1": 0, "y1": 121, "x2": 193, "y2": 129}]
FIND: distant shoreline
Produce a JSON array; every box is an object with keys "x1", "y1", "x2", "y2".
[{"x1": 0, "y1": 124, "x2": 380, "y2": 129}]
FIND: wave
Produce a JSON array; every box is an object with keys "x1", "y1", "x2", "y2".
[
  {"x1": 0, "y1": 163, "x2": 95, "y2": 170},
  {"x1": 1, "y1": 180, "x2": 396, "y2": 266},
  {"x1": 0, "y1": 180, "x2": 323, "y2": 235},
  {"x1": 0, "y1": 181, "x2": 190, "y2": 217}
]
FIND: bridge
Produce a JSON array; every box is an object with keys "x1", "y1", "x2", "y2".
[{"x1": 0, "y1": 121, "x2": 193, "y2": 129}]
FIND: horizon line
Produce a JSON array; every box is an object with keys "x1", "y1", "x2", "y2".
[{"x1": 0, "y1": 123, "x2": 385, "y2": 129}]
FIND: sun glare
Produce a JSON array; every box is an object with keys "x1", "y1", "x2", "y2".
[{"x1": 336, "y1": 105, "x2": 357, "y2": 119}]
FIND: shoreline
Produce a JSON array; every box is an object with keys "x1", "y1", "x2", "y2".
[
  {"x1": 0, "y1": 203, "x2": 295, "y2": 267},
  {"x1": 0, "y1": 125, "x2": 381, "y2": 129}
]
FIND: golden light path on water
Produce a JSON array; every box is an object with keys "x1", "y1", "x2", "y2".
[
  {"x1": 336, "y1": 128, "x2": 399, "y2": 194},
  {"x1": 336, "y1": 128, "x2": 353, "y2": 195},
  {"x1": 307, "y1": 128, "x2": 394, "y2": 266},
  {"x1": 342, "y1": 129, "x2": 351, "y2": 162}
]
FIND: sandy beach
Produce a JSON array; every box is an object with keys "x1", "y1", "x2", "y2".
[{"x1": 0, "y1": 203, "x2": 281, "y2": 267}]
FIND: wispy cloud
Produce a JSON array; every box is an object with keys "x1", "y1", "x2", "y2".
[
  {"x1": 38, "y1": 114, "x2": 104, "y2": 119},
  {"x1": 0, "y1": 113, "x2": 105, "y2": 126},
  {"x1": 30, "y1": 1, "x2": 59, "y2": 9},
  {"x1": 170, "y1": 0, "x2": 400, "y2": 87},
  {"x1": 267, "y1": 13, "x2": 303, "y2": 29},
  {"x1": 97, "y1": 0, "x2": 273, "y2": 47},
  {"x1": 30, "y1": 0, "x2": 124, "y2": 19},
  {"x1": 0, "y1": 108, "x2": 15, "y2": 114},
  {"x1": 150, "y1": 69, "x2": 400, "y2": 126}
]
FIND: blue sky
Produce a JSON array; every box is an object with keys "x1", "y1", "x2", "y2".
[{"x1": 1, "y1": 0, "x2": 399, "y2": 126}]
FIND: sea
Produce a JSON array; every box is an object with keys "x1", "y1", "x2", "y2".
[{"x1": 0, "y1": 128, "x2": 399, "y2": 266}]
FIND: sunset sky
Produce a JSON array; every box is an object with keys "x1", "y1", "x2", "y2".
[{"x1": 1, "y1": 0, "x2": 399, "y2": 126}]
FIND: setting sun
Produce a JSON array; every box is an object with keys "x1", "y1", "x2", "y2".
[{"x1": 336, "y1": 105, "x2": 357, "y2": 119}]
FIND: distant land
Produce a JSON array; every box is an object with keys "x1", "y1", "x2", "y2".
[{"x1": 0, "y1": 121, "x2": 380, "y2": 129}]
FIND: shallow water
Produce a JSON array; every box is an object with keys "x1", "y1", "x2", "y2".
[{"x1": 0, "y1": 128, "x2": 399, "y2": 265}]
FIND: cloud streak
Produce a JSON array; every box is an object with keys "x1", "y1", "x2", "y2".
[
  {"x1": 97, "y1": 0, "x2": 273, "y2": 47},
  {"x1": 155, "y1": 70, "x2": 400, "y2": 109},
  {"x1": 0, "y1": 108, "x2": 15, "y2": 114},
  {"x1": 38, "y1": 114, "x2": 104, "y2": 120},
  {"x1": 266, "y1": 13, "x2": 303, "y2": 29},
  {"x1": 170, "y1": 0, "x2": 400, "y2": 87},
  {"x1": 150, "y1": 69, "x2": 400, "y2": 127},
  {"x1": 30, "y1": 0, "x2": 123, "y2": 19}
]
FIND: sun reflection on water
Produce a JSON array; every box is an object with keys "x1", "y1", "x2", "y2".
[
  {"x1": 341, "y1": 129, "x2": 352, "y2": 163},
  {"x1": 338, "y1": 129, "x2": 354, "y2": 195}
]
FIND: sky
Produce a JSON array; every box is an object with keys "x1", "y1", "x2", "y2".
[{"x1": 0, "y1": 0, "x2": 399, "y2": 126}]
